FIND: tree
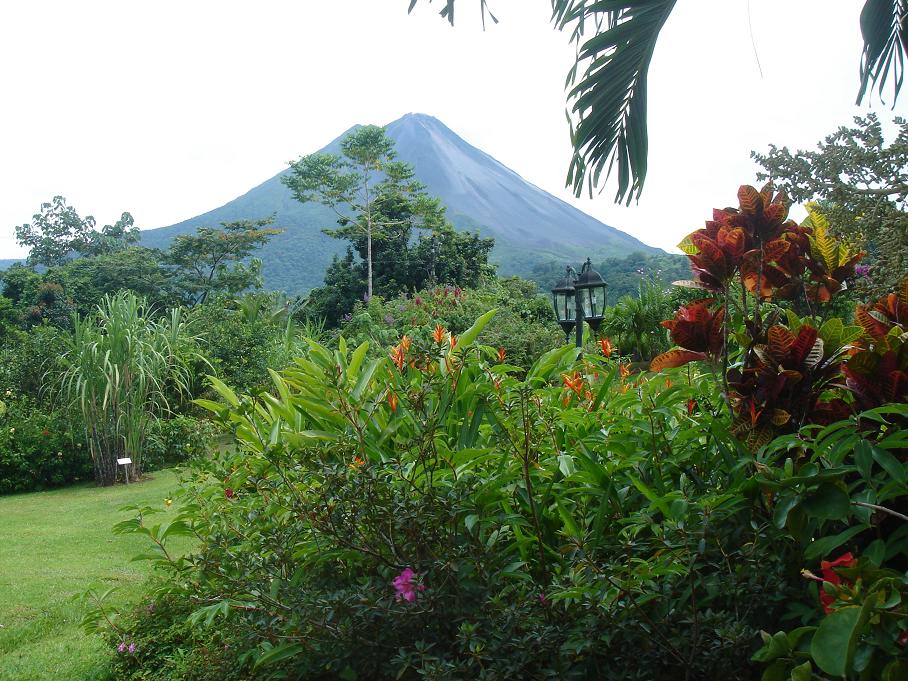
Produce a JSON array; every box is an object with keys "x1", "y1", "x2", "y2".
[
  {"x1": 752, "y1": 114, "x2": 907, "y2": 294},
  {"x1": 15, "y1": 196, "x2": 138, "y2": 267},
  {"x1": 164, "y1": 218, "x2": 283, "y2": 305},
  {"x1": 410, "y1": 1, "x2": 907, "y2": 204},
  {"x1": 283, "y1": 125, "x2": 427, "y2": 300}
]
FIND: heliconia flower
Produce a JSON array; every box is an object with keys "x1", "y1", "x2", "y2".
[
  {"x1": 561, "y1": 371, "x2": 584, "y2": 396},
  {"x1": 619, "y1": 364, "x2": 631, "y2": 379},
  {"x1": 433, "y1": 324, "x2": 446, "y2": 344},
  {"x1": 349, "y1": 456, "x2": 366, "y2": 469},
  {"x1": 497, "y1": 347, "x2": 506, "y2": 363},
  {"x1": 449, "y1": 334, "x2": 457, "y2": 349},
  {"x1": 390, "y1": 345, "x2": 406, "y2": 371},
  {"x1": 400, "y1": 335, "x2": 412, "y2": 352},
  {"x1": 224, "y1": 488, "x2": 235, "y2": 499},
  {"x1": 598, "y1": 337, "x2": 614, "y2": 357},
  {"x1": 687, "y1": 399, "x2": 697, "y2": 416},
  {"x1": 387, "y1": 392, "x2": 398, "y2": 413},
  {"x1": 494, "y1": 379, "x2": 502, "y2": 392},
  {"x1": 393, "y1": 567, "x2": 426, "y2": 602}
]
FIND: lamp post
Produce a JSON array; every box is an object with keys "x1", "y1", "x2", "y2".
[{"x1": 551, "y1": 258, "x2": 608, "y2": 350}]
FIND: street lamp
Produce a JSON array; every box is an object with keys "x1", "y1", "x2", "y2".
[{"x1": 551, "y1": 258, "x2": 608, "y2": 349}]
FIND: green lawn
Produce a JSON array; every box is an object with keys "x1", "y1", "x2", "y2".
[{"x1": 0, "y1": 470, "x2": 189, "y2": 681}]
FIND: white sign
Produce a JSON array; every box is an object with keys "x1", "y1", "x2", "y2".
[{"x1": 117, "y1": 457, "x2": 132, "y2": 465}]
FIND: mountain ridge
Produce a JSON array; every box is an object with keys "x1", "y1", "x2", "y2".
[{"x1": 140, "y1": 113, "x2": 660, "y2": 293}]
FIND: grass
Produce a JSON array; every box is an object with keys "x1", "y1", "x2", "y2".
[{"x1": 0, "y1": 470, "x2": 189, "y2": 681}]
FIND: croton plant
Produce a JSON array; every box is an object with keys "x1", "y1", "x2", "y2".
[{"x1": 651, "y1": 183, "x2": 906, "y2": 448}]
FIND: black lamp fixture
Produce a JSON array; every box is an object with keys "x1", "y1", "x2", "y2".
[{"x1": 551, "y1": 258, "x2": 608, "y2": 349}]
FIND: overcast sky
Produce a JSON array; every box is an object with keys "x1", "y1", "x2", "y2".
[{"x1": 0, "y1": 0, "x2": 903, "y2": 260}]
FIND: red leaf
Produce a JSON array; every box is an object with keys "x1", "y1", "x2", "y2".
[
  {"x1": 791, "y1": 326, "x2": 819, "y2": 364},
  {"x1": 650, "y1": 349, "x2": 708, "y2": 372},
  {"x1": 767, "y1": 325, "x2": 795, "y2": 358},
  {"x1": 737, "y1": 185, "x2": 763, "y2": 216}
]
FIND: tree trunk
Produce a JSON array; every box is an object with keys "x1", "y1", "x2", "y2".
[{"x1": 366, "y1": 220, "x2": 373, "y2": 301}]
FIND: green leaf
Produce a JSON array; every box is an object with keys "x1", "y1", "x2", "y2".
[
  {"x1": 453, "y1": 309, "x2": 497, "y2": 353},
  {"x1": 810, "y1": 599, "x2": 872, "y2": 677},
  {"x1": 802, "y1": 483, "x2": 851, "y2": 521},
  {"x1": 871, "y1": 446, "x2": 907, "y2": 483},
  {"x1": 790, "y1": 661, "x2": 812, "y2": 681},
  {"x1": 253, "y1": 643, "x2": 305, "y2": 669},
  {"x1": 804, "y1": 524, "x2": 867, "y2": 560}
]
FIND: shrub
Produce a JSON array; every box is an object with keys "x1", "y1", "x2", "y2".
[
  {"x1": 107, "y1": 315, "x2": 795, "y2": 679},
  {"x1": 0, "y1": 396, "x2": 89, "y2": 494},
  {"x1": 143, "y1": 416, "x2": 219, "y2": 472}
]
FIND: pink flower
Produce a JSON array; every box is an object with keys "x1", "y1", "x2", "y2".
[
  {"x1": 128, "y1": 643, "x2": 136, "y2": 654},
  {"x1": 538, "y1": 593, "x2": 547, "y2": 605},
  {"x1": 392, "y1": 567, "x2": 426, "y2": 602},
  {"x1": 117, "y1": 642, "x2": 127, "y2": 653}
]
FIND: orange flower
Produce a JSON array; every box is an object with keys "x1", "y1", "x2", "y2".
[
  {"x1": 349, "y1": 456, "x2": 365, "y2": 469},
  {"x1": 619, "y1": 363, "x2": 631, "y2": 379},
  {"x1": 494, "y1": 379, "x2": 502, "y2": 392},
  {"x1": 497, "y1": 347, "x2": 506, "y2": 363},
  {"x1": 449, "y1": 334, "x2": 457, "y2": 349},
  {"x1": 390, "y1": 345, "x2": 405, "y2": 371},
  {"x1": 387, "y1": 392, "x2": 398, "y2": 413},
  {"x1": 433, "y1": 324, "x2": 446, "y2": 344},
  {"x1": 664, "y1": 378, "x2": 672, "y2": 389},
  {"x1": 598, "y1": 337, "x2": 614, "y2": 358},
  {"x1": 400, "y1": 335, "x2": 412, "y2": 352},
  {"x1": 561, "y1": 371, "x2": 584, "y2": 396}
]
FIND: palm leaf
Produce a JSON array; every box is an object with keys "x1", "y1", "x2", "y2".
[
  {"x1": 857, "y1": 0, "x2": 908, "y2": 105},
  {"x1": 553, "y1": 0, "x2": 678, "y2": 205}
]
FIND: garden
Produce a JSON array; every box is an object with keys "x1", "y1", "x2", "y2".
[{"x1": 1, "y1": 4, "x2": 907, "y2": 679}]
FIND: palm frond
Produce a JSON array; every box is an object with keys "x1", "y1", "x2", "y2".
[
  {"x1": 857, "y1": 0, "x2": 907, "y2": 105},
  {"x1": 553, "y1": 0, "x2": 677, "y2": 205}
]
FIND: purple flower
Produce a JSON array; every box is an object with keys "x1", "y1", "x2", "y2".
[
  {"x1": 342, "y1": 313, "x2": 353, "y2": 322},
  {"x1": 128, "y1": 643, "x2": 136, "y2": 654},
  {"x1": 855, "y1": 264, "x2": 871, "y2": 277},
  {"x1": 538, "y1": 593, "x2": 547, "y2": 605},
  {"x1": 393, "y1": 567, "x2": 426, "y2": 602},
  {"x1": 383, "y1": 314, "x2": 395, "y2": 325},
  {"x1": 117, "y1": 642, "x2": 127, "y2": 653}
]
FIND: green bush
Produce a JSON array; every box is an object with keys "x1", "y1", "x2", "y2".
[
  {"x1": 0, "y1": 396, "x2": 89, "y2": 494},
  {"x1": 143, "y1": 416, "x2": 219, "y2": 472},
  {"x1": 106, "y1": 317, "x2": 798, "y2": 679},
  {"x1": 102, "y1": 594, "x2": 248, "y2": 681},
  {"x1": 337, "y1": 277, "x2": 563, "y2": 370}
]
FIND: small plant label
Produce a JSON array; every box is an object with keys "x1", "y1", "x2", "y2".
[{"x1": 117, "y1": 458, "x2": 132, "y2": 465}]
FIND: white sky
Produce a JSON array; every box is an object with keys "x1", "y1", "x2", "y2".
[{"x1": 0, "y1": 0, "x2": 903, "y2": 259}]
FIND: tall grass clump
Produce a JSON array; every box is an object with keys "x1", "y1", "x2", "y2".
[{"x1": 60, "y1": 291, "x2": 201, "y2": 486}]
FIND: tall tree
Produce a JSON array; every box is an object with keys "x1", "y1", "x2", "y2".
[
  {"x1": 15, "y1": 196, "x2": 138, "y2": 267},
  {"x1": 752, "y1": 113, "x2": 908, "y2": 295},
  {"x1": 283, "y1": 125, "x2": 426, "y2": 300},
  {"x1": 409, "y1": 1, "x2": 907, "y2": 205},
  {"x1": 164, "y1": 217, "x2": 282, "y2": 305}
]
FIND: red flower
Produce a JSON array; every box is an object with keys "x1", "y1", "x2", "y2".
[
  {"x1": 387, "y1": 392, "x2": 398, "y2": 413},
  {"x1": 497, "y1": 347, "x2": 506, "y2": 363},
  {"x1": 818, "y1": 552, "x2": 856, "y2": 614},
  {"x1": 224, "y1": 488, "x2": 236, "y2": 499},
  {"x1": 687, "y1": 399, "x2": 697, "y2": 416},
  {"x1": 433, "y1": 324, "x2": 446, "y2": 344},
  {"x1": 598, "y1": 337, "x2": 614, "y2": 358},
  {"x1": 42, "y1": 429, "x2": 50, "y2": 437}
]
